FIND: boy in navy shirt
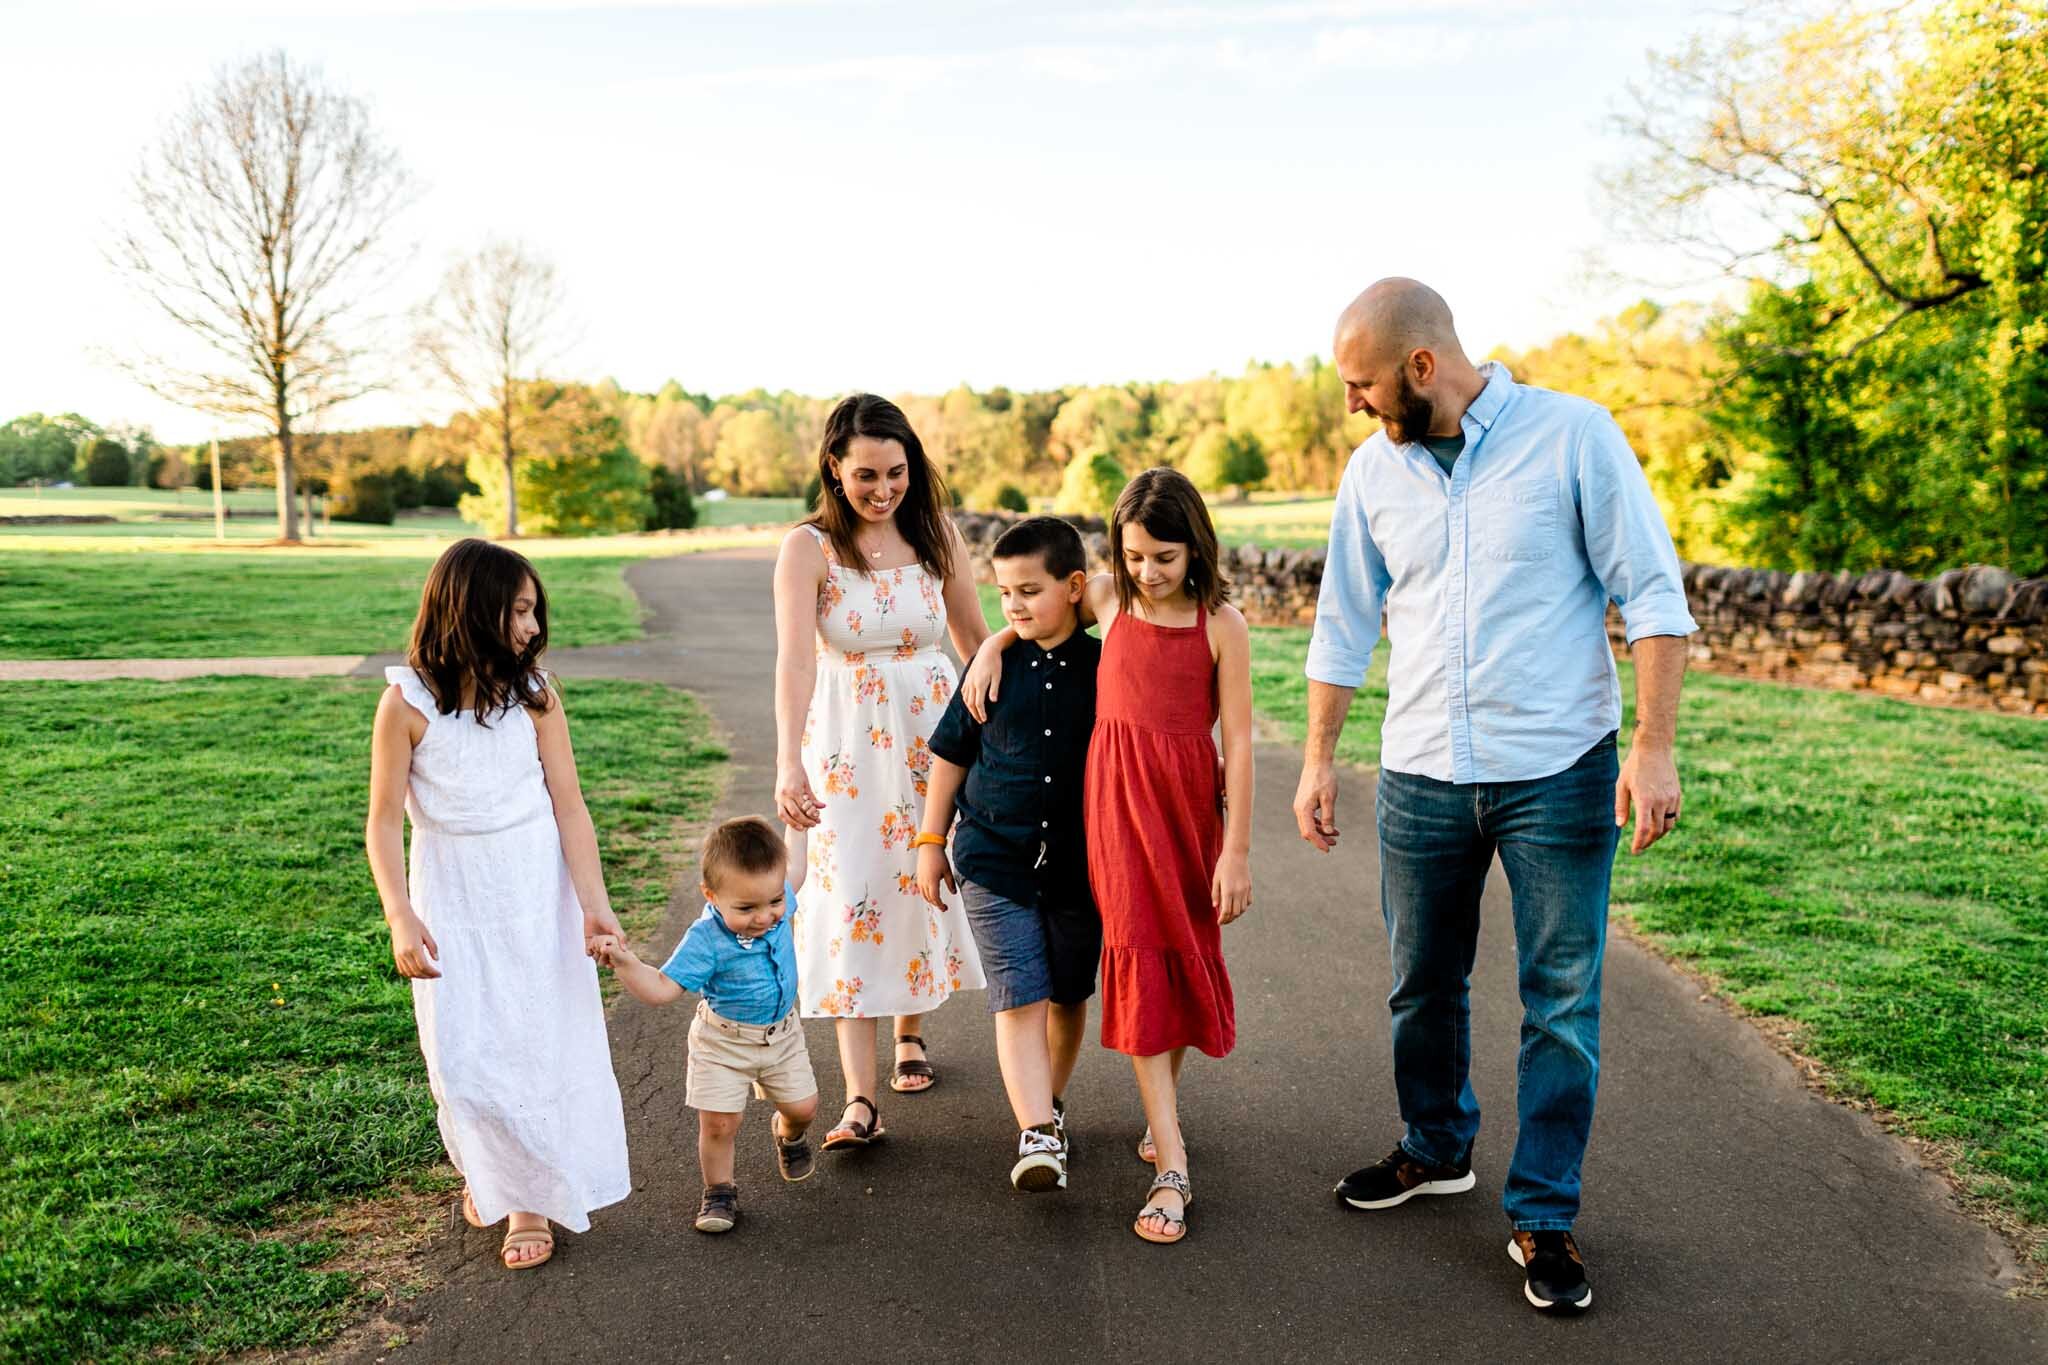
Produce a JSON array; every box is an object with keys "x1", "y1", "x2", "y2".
[
  {"x1": 600, "y1": 816, "x2": 818, "y2": 1233},
  {"x1": 916, "y1": 517, "x2": 1100, "y2": 1193}
]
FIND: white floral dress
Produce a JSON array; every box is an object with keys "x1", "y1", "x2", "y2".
[{"x1": 796, "y1": 525, "x2": 986, "y2": 1018}]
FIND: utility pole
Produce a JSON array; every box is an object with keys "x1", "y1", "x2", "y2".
[{"x1": 210, "y1": 439, "x2": 225, "y2": 542}]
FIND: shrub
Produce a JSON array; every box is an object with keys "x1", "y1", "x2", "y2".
[
  {"x1": 386, "y1": 465, "x2": 423, "y2": 510},
  {"x1": 645, "y1": 464, "x2": 698, "y2": 530},
  {"x1": 330, "y1": 469, "x2": 397, "y2": 524},
  {"x1": 415, "y1": 462, "x2": 470, "y2": 508},
  {"x1": 81, "y1": 439, "x2": 132, "y2": 487},
  {"x1": 1182, "y1": 428, "x2": 1269, "y2": 501},
  {"x1": 1053, "y1": 449, "x2": 1127, "y2": 519},
  {"x1": 802, "y1": 471, "x2": 822, "y2": 510},
  {"x1": 993, "y1": 483, "x2": 1029, "y2": 514}
]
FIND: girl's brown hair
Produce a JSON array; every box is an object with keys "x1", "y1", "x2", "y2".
[
  {"x1": 407, "y1": 538, "x2": 550, "y2": 725},
  {"x1": 803, "y1": 393, "x2": 955, "y2": 580},
  {"x1": 1110, "y1": 466, "x2": 1230, "y2": 615}
]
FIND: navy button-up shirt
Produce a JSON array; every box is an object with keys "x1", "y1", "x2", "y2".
[{"x1": 928, "y1": 630, "x2": 1099, "y2": 910}]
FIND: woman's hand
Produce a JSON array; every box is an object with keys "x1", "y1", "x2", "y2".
[
  {"x1": 960, "y1": 633, "x2": 1009, "y2": 722},
  {"x1": 389, "y1": 911, "x2": 442, "y2": 979},
  {"x1": 1212, "y1": 851, "x2": 1252, "y2": 925},
  {"x1": 914, "y1": 844, "x2": 956, "y2": 908},
  {"x1": 582, "y1": 905, "x2": 624, "y2": 956},
  {"x1": 777, "y1": 761, "x2": 823, "y2": 829}
]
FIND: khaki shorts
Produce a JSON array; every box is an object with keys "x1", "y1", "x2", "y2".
[{"x1": 685, "y1": 1001, "x2": 818, "y2": 1113}]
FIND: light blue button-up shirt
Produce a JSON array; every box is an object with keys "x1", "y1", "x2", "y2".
[{"x1": 1306, "y1": 362, "x2": 1696, "y2": 784}]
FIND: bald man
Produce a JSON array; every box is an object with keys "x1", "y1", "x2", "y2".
[{"x1": 1293, "y1": 278, "x2": 1695, "y2": 1314}]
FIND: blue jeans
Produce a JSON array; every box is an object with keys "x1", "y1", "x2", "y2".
[{"x1": 1374, "y1": 734, "x2": 1620, "y2": 1231}]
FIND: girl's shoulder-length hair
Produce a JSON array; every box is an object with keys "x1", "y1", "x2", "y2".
[
  {"x1": 802, "y1": 392, "x2": 956, "y2": 581},
  {"x1": 1110, "y1": 466, "x2": 1230, "y2": 615},
  {"x1": 406, "y1": 537, "x2": 551, "y2": 726}
]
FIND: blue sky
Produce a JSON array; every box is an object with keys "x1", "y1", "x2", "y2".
[{"x1": 0, "y1": 0, "x2": 1716, "y2": 442}]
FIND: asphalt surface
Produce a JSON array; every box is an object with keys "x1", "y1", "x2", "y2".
[{"x1": 348, "y1": 548, "x2": 2045, "y2": 1364}]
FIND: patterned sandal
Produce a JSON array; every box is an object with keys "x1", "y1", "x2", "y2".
[
  {"x1": 500, "y1": 1225, "x2": 554, "y2": 1270},
  {"x1": 1133, "y1": 1169, "x2": 1192, "y2": 1245},
  {"x1": 890, "y1": 1033, "x2": 937, "y2": 1093},
  {"x1": 821, "y1": 1095, "x2": 886, "y2": 1150},
  {"x1": 1136, "y1": 1124, "x2": 1189, "y2": 1164}
]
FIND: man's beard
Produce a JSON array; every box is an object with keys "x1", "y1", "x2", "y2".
[{"x1": 1375, "y1": 371, "x2": 1436, "y2": 445}]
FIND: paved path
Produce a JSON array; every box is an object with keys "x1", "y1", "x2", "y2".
[
  {"x1": 0, "y1": 654, "x2": 366, "y2": 681},
  {"x1": 349, "y1": 549, "x2": 2044, "y2": 1364}
]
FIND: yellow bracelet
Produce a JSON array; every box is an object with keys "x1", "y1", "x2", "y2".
[{"x1": 911, "y1": 832, "x2": 947, "y2": 850}]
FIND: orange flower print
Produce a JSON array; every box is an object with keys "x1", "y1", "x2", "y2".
[
  {"x1": 909, "y1": 694, "x2": 926, "y2": 717},
  {"x1": 844, "y1": 650, "x2": 867, "y2": 666},
  {"x1": 847, "y1": 609, "x2": 864, "y2": 636},
  {"x1": 816, "y1": 977, "x2": 864, "y2": 1016},
  {"x1": 820, "y1": 751, "x2": 859, "y2": 800},
  {"x1": 818, "y1": 579, "x2": 844, "y2": 615},
  {"x1": 897, "y1": 871, "x2": 917, "y2": 896},
  {"x1": 906, "y1": 737, "x2": 932, "y2": 797},
  {"x1": 844, "y1": 893, "x2": 884, "y2": 947},
  {"x1": 945, "y1": 947, "x2": 965, "y2": 991},
  {"x1": 892, "y1": 627, "x2": 917, "y2": 662},
  {"x1": 809, "y1": 828, "x2": 837, "y2": 894},
  {"x1": 926, "y1": 665, "x2": 951, "y2": 705},
  {"x1": 904, "y1": 950, "x2": 937, "y2": 998},
  {"x1": 918, "y1": 572, "x2": 942, "y2": 619},
  {"x1": 872, "y1": 574, "x2": 898, "y2": 618},
  {"x1": 853, "y1": 666, "x2": 889, "y2": 705},
  {"x1": 878, "y1": 800, "x2": 916, "y2": 850},
  {"x1": 868, "y1": 725, "x2": 895, "y2": 751}
]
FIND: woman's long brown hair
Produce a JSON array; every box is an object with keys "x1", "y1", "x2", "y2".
[
  {"x1": 406, "y1": 538, "x2": 550, "y2": 726},
  {"x1": 1110, "y1": 466, "x2": 1231, "y2": 615},
  {"x1": 803, "y1": 393, "x2": 955, "y2": 580}
]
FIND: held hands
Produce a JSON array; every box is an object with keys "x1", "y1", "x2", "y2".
[
  {"x1": 777, "y1": 761, "x2": 824, "y2": 830},
  {"x1": 1212, "y1": 851, "x2": 1252, "y2": 925},
  {"x1": 388, "y1": 911, "x2": 441, "y2": 979},
  {"x1": 961, "y1": 636, "x2": 1007, "y2": 723},
  {"x1": 1292, "y1": 762, "x2": 1340, "y2": 852},
  {"x1": 1615, "y1": 736, "x2": 1682, "y2": 855},
  {"x1": 582, "y1": 906, "x2": 625, "y2": 959},
  {"x1": 914, "y1": 843, "x2": 957, "y2": 908},
  {"x1": 591, "y1": 937, "x2": 638, "y2": 970}
]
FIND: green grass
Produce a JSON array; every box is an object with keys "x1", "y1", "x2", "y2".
[
  {"x1": 696, "y1": 495, "x2": 802, "y2": 527},
  {"x1": 1247, "y1": 626, "x2": 2048, "y2": 1239},
  {"x1": 0, "y1": 675, "x2": 724, "y2": 1360},
  {"x1": 1207, "y1": 494, "x2": 1338, "y2": 549}
]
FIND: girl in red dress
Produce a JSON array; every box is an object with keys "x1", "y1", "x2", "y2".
[{"x1": 964, "y1": 468, "x2": 1254, "y2": 1245}]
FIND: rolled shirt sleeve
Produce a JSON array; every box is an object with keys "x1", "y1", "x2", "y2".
[
  {"x1": 1574, "y1": 413, "x2": 1698, "y2": 644},
  {"x1": 1305, "y1": 452, "x2": 1393, "y2": 686}
]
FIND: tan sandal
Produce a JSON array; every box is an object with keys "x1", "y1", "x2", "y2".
[
  {"x1": 1136, "y1": 1124, "x2": 1189, "y2": 1164},
  {"x1": 461, "y1": 1187, "x2": 489, "y2": 1228},
  {"x1": 1133, "y1": 1170, "x2": 1191, "y2": 1245},
  {"x1": 501, "y1": 1225, "x2": 554, "y2": 1270}
]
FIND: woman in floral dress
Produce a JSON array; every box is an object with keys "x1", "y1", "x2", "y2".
[{"x1": 773, "y1": 393, "x2": 989, "y2": 1147}]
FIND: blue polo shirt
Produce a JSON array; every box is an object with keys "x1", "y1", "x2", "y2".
[{"x1": 658, "y1": 884, "x2": 798, "y2": 1025}]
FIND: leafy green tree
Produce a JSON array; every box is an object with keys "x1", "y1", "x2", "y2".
[
  {"x1": 645, "y1": 463, "x2": 698, "y2": 530},
  {"x1": 80, "y1": 438, "x2": 132, "y2": 487},
  {"x1": 458, "y1": 382, "x2": 650, "y2": 536},
  {"x1": 1054, "y1": 448, "x2": 1127, "y2": 518},
  {"x1": 1049, "y1": 388, "x2": 1144, "y2": 465},
  {"x1": 0, "y1": 413, "x2": 100, "y2": 483},
  {"x1": 993, "y1": 483, "x2": 1029, "y2": 513},
  {"x1": 708, "y1": 408, "x2": 798, "y2": 495},
  {"x1": 1182, "y1": 428, "x2": 1269, "y2": 502}
]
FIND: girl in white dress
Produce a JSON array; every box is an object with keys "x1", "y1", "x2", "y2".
[
  {"x1": 774, "y1": 393, "x2": 989, "y2": 1149},
  {"x1": 367, "y1": 538, "x2": 631, "y2": 1271}
]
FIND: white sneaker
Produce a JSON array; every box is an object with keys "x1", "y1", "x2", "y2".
[{"x1": 1010, "y1": 1127, "x2": 1066, "y2": 1193}]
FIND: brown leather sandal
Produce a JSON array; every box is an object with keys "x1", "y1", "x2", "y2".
[
  {"x1": 890, "y1": 1033, "x2": 937, "y2": 1093},
  {"x1": 821, "y1": 1095, "x2": 886, "y2": 1150},
  {"x1": 501, "y1": 1225, "x2": 554, "y2": 1270}
]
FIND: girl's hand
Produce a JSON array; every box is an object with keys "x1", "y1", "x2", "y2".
[
  {"x1": 960, "y1": 634, "x2": 1009, "y2": 722},
  {"x1": 1212, "y1": 852, "x2": 1252, "y2": 925},
  {"x1": 777, "y1": 761, "x2": 823, "y2": 830},
  {"x1": 914, "y1": 843, "x2": 956, "y2": 908},
  {"x1": 389, "y1": 912, "x2": 442, "y2": 979},
  {"x1": 582, "y1": 906, "x2": 624, "y2": 956}
]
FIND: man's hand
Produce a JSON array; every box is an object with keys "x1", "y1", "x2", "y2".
[
  {"x1": 1292, "y1": 761, "x2": 1341, "y2": 852},
  {"x1": 1615, "y1": 737, "x2": 1682, "y2": 855},
  {"x1": 914, "y1": 843, "x2": 956, "y2": 908}
]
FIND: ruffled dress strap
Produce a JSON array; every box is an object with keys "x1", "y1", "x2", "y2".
[{"x1": 384, "y1": 665, "x2": 443, "y2": 721}]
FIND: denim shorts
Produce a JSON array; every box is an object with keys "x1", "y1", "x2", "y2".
[{"x1": 958, "y1": 879, "x2": 1102, "y2": 1014}]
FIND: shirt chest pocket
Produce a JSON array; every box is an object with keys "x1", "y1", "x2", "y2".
[{"x1": 1471, "y1": 478, "x2": 1558, "y2": 563}]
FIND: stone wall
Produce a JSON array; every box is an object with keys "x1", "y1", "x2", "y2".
[{"x1": 950, "y1": 511, "x2": 2048, "y2": 716}]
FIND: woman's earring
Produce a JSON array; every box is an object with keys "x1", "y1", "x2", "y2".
[{"x1": 830, "y1": 481, "x2": 844, "y2": 498}]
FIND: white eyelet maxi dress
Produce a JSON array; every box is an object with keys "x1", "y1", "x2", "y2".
[
  {"x1": 795, "y1": 527, "x2": 985, "y2": 1018},
  {"x1": 384, "y1": 666, "x2": 631, "y2": 1232}
]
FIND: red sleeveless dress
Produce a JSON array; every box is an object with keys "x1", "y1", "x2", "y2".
[{"x1": 1084, "y1": 604, "x2": 1237, "y2": 1058}]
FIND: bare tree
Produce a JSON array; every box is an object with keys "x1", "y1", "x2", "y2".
[
  {"x1": 113, "y1": 51, "x2": 412, "y2": 542},
  {"x1": 414, "y1": 242, "x2": 569, "y2": 537}
]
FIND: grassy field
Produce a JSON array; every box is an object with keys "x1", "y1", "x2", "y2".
[
  {"x1": 1248, "y1": 627, "x2": 2048, "y2": 1243},
  {"x1": 1207, "y1": 494, "x2": 1338, "y2": 549},
  {"x1": 0, "y1": 675, "x2": 724, "y2": 1361}
]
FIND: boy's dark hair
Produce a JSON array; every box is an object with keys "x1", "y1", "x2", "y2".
[
  {"x1": 991, "y1": 515, "x2": 1087, "y2": 579},
  {"x1": 1110, "y1": 467, "x2": 1231, "y2": 614},
  {"x1": 407, "y1": 538, "x2": 549, "y2": 726},
  {"x1": 701, "y1": 816, "x2": 788, "y2": 891}
]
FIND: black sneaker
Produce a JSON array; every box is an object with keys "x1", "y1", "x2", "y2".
[
  {"x1": 1051, "y1": 1096, "x2": 1071, "y2": 1159},
  {"x1": 1334, "y1": 1147, "x2": 1476, "y2": 1209},
  {"x1": 1509, "y1": 1230, "x2": 1592, "y2": 1312},
  {"x1": 694, "y1": 1182, "x2": 740, "y2": 1234},
  {"x1": 1010, "y1": 1124, "x2": 1067, "y2": 1193}
]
